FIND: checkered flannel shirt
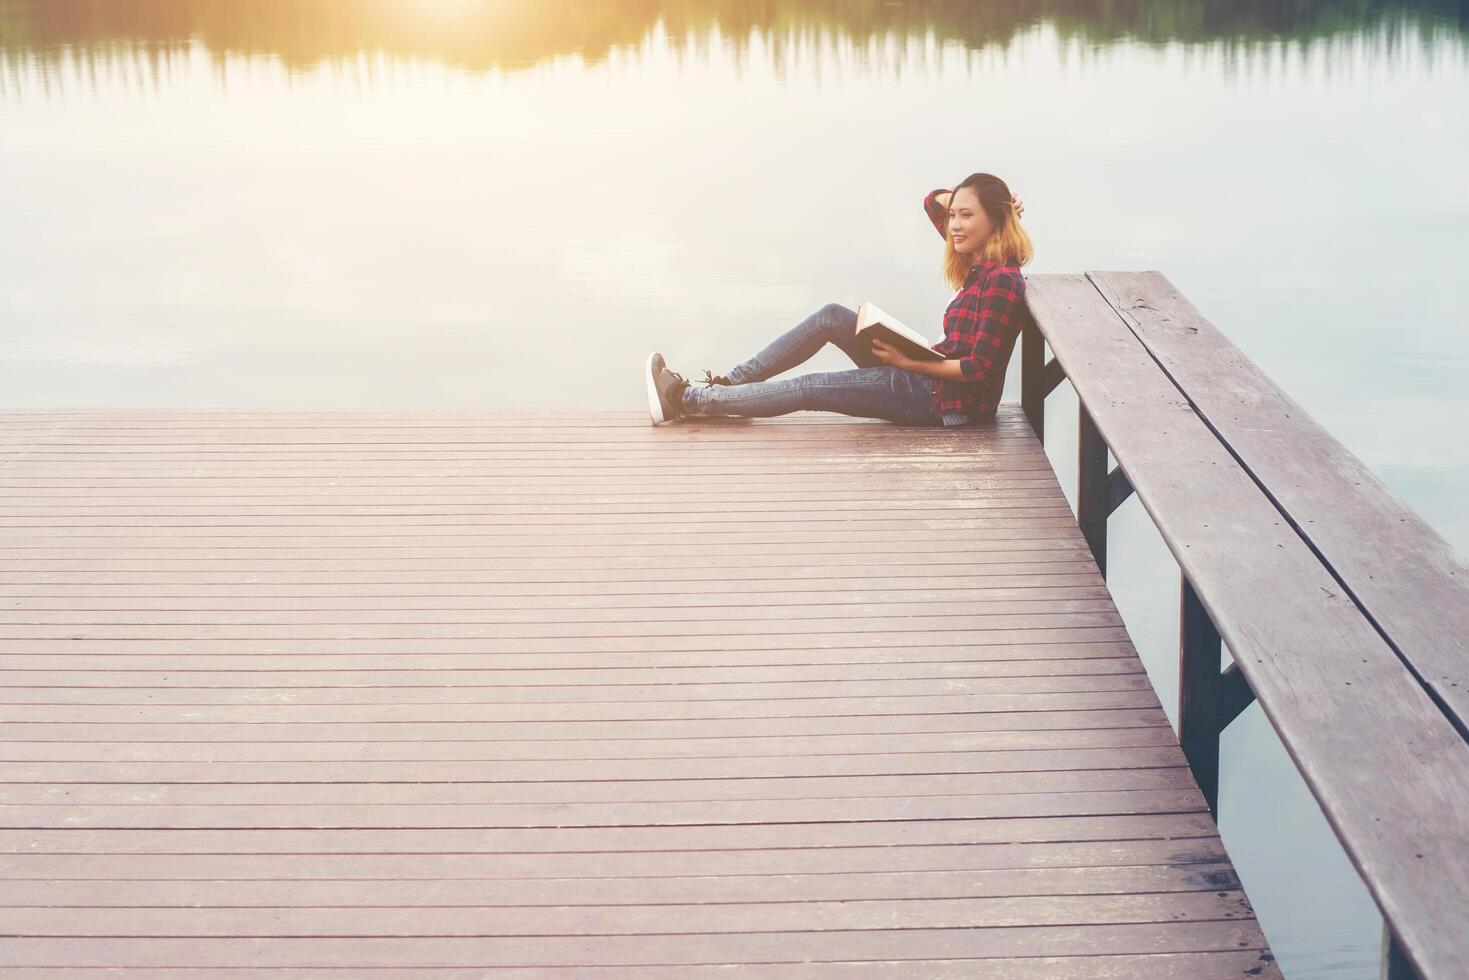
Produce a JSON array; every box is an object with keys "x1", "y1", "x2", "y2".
[{"x1": 922, "y1": 188, "x2": 1028, "y2": 424}]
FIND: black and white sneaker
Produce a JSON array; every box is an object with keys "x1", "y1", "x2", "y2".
[{"x1": 645, "y1": 352, "x2": 691, "y2": 425}]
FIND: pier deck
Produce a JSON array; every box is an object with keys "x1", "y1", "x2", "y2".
[{"x1": 0, "y1": 406, "x2": 1277, "y2": 977}]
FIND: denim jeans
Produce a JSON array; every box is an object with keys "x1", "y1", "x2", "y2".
[{"x1": 681, "y1": 303, "x2": 945, "y2": 426}]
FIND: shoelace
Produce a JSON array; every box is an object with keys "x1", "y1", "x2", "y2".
[{"x1": 702, "y1": 369, "x2": 733, "y2": 387}]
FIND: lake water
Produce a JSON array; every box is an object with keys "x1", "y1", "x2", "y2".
[{"x1": 2, "y1": 2, "x2": 1467, "y2": 976}]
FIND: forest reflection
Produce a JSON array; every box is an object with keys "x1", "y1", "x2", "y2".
[{"x1": 3, "y1": 0, "x2": 1466, "y2": 81}]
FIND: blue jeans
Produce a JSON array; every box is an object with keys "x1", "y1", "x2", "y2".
[{"x1": 681, "y1": 303, "x2": 944, "y2": 426}]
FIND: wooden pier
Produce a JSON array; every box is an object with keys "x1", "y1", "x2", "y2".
[
  {"x1": 0, "y1": 271, "x2": 1462, "y2": 977},
  {"x1": 0, "y1": 404, "x2": 1278, "y2": 977}
]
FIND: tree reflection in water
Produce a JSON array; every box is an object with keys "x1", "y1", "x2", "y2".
[{"x1": 1, "y1": 0, "x2": 1464, "y2": 82}]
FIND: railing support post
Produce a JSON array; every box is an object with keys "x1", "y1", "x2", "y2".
[
  {"x1": 1382, "y1": 921, "x2": 1420, "y2": 979},
  {"x1": 1020, "y1": 315, "x2": 1045, "y2": 443},
  {"x1": 1179, "y1": 574, "x2": 1222, "y2": 819},
  {"x1": 1077, "y1": 402, "x2": 1109, "y2": 577}
]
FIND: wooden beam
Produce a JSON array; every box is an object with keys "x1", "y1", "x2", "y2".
[
  {"x1": 1179, "y1": 575, "x2": 1222, "y2": 818},
  {"x1": 1042, "y1": 356, "x2": 1066, "y2": 396},
  {"x1": 1077, "y1": 403, "x2": 1110, "y2": 578},
  {"x1": 1218, "y1": 661, "x2": 1256, "y2": 731},
  {"x1": 1106, "y1": 466, "x2": 1134, "y2": 517},
  {"x1": 1020, "y1": 315, "x2": 1047, "y2": 442}
]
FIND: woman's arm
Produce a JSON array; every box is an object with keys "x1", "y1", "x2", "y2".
[
  {"x1": 870, "y1": 337, "x2": 965, "y2": 379},
  {"x1": 871, "y1": 271, "x2": 1026, "y2": 381},
  {"x1": 922, "y1": 189, "x2": 952, "y2": 239}
]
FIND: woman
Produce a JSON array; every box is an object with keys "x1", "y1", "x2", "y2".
[{"x1": 645, "y1": 172, "x2": 1032, "y2": 427}]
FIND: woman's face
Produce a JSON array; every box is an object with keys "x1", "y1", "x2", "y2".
[{"x1": 947, "y1": 186, "x2": 994, "y2": 255}]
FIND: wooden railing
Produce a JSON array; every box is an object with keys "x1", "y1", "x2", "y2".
[{"x1": 1019, "y1": 271, "x2": 1469, "y2": 980}]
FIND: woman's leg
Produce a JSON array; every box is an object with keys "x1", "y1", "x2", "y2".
[
  {"x1": 723, "y1": 303, "x2": 883, "y2": 385},
  {"x1": 683, "y1": 365, "x2": 940, "y2": 426}
]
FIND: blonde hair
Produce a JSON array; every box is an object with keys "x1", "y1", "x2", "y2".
[{"x1": 940, "y1": 175, "x2": 1034, "y2": 290}]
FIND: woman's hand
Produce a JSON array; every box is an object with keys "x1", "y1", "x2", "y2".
[{"x1": 869, "y1": 338, "x2": 912, "y2": 369}]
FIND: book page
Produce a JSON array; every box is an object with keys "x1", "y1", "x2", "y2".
[{"x1": 857, "y1": 302, "x2": 935, "y2": 348}]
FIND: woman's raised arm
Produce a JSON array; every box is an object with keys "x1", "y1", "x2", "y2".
[{"x1": 922, "y1": 188, "x2": 952, "y2": 239}]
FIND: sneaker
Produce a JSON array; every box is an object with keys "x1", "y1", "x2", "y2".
[
  {"x1": 645, "y1": 352, "x2": 691, "y2": 424},
  {"x1": 702, "y1": 369, "x2": 734, "y2": 387}
]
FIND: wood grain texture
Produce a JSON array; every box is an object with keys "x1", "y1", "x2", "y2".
[
  {"x1": 0, "y1": 408, "x2": 1276, "y2": 976},
  {"x1": 1025, "y1": 274, "x2": 1469, "y2": 979},
  {"x1": 1088, "y1": 269, "x2": 1469, "y2": 737}
]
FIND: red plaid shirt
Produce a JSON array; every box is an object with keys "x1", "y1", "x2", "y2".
[{"x1": 922, "y1": 188, "x2": 1027, "y2": 423}]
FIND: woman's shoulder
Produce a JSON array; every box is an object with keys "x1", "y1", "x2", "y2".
[{"x1": 965, "y1": 260, "x2": 1026, "y2": 292}]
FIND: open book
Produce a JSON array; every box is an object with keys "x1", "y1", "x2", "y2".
[{"x1": 855, "y1": 302, "x2": 945, "y2": 362}]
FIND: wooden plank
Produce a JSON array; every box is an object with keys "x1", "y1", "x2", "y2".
[
  {"x1": 0, "y1": 553, "x2": 1097, "y2": 574},
  {"x1": 0, "y1": 671, "x2": 1147, "y2": 702},
  {"x1": 0, "y1": 811, "x2": 1225, "y2": 854},
  {"x1": 1025, "y1": 274, "x2": 1469, "y2": 978},
  {"x1": 0, "y1": 627, "x2": 1136, "y2": 656},
  {"x1": 2, "y1": 575, "x2": 1096, "y2": 595},
  {"x1": 0, "y1": 411, "x2": 1026, "y2": 427},
  {"x1": 0, "y1": 746, "x2": 1188, "y2": 782},
  {"x1": 0, "y1": 640, "x2": 1139, "y2": 670},
  {"x1": 0, "y1": 411, "x2": 1032, "y2": 425},
  {"x1": 0, "y1": 426, "x2": 1032, "y2": 438},
  {"x1": 0, "y1": 567, "x2": 1103, "y2": 588},
  {"x1": 0, "y1": 511, "x2": 1079, "y2": 528},
  {"x1": 0, "y1": 441, "x2": 1037, "y2": 452},
  {"x1": 1089, "y1": 269, "x2": 1469, "y2": 738},
  {"x1": 0, "y1": 834, "x2": 1229, "y2": 876},
  {"x1": 0, "y1": 927, "x2": 1274, "y2": 967},
  {"x1": 1, "y1": 475, "x2": 1068, "y2": 490},
  {"x1": 0, "y1": 656, "x2": 1140, "y2": 685},
  {"x1": 0, "y1": 433, "x2": 1044, "y2": 447},
  {"x1": 0, "y1": 891, "x2": 1254, "y2": 934},
  {"x1": 0, "y1": 430, "x2": 1042, "y2": 441},
  {"x1": 0, "y1": 633, "x2": 1138, "y2": 661},
  {"x1": 3, "y1": 542, "x2": 1085, "y2": 559},
  {"x1": 0, "y1": 724, "x2": 1179, "y2": 758},
  {"x1": 0, "y1": 581, "x2": 1104, "y2": 601},
  {"x1": 0, "y1": 496, "x2": 1066, "y2": 510},
  {"x1": 0, "y1": 953, "x2": 1282, "y2": 978},
  {"x1": 0, "y1": 690, "x2": 1162, "y2": 721},
  {"x1": 0, "y1": 522, "x2": 1085, "y2": 544},
  {"x1": 0, "y1": 407, "x2": 1275, "y2": 973},
  {"x1": 0, "y1": 711, "x2": 1172, "y2": 743},
  {"x1": 0, "y1": 791, "x2": 1210, "y2": 829},
  {"x1": 0, "y1": 770, "x2": 1199, "y2": 807},
  {"x1": 0, "y1": 496, "x2": 1068, "y2": 511},
  {"x1": 0, "y1": 599, "x2": 1121, "y2": 625},
  {"x1": 0, "y1": 651, "x2": 1140, "y2": 678},
  {"x1": 0, "y1": 617, "x2": 1129, "y2": 641},
  {"x1": 1, "y1": 862, "x2": 1243, "y2": 905}
]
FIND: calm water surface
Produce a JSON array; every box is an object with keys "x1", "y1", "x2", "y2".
[{"x1": 3, "y1": 3, "x2": 1467, "y2": 977}]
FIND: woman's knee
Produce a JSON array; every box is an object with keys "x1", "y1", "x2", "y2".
[
  {"x1": 817, "y1": 303, "x2": 857, "y2": 340},
  {"x1": 819, "y1": 302, "x2": 856, "y2": 323}
]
